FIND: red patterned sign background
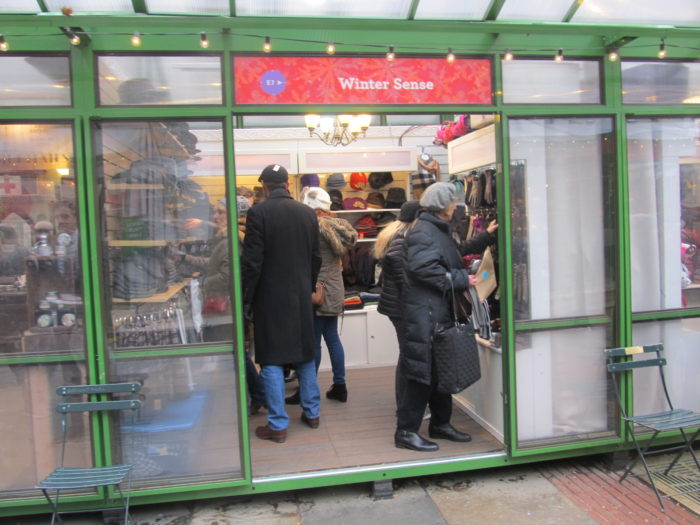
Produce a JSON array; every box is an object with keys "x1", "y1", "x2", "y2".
[{"x1": 233, "y1": 56, "x2": 492, "y2": 105}]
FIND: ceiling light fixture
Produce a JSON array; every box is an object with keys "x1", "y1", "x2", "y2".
[
  {"x1": 0, "y1": 35, "x2": 8, "y2": 52},
  {"x1": 64, "y1": 28, "x2": 80, "y2": 46},
  {"x1": 304, "y1": 114, "x2": 371, "y2": 147},
  {"x1": 200, "y1": 32, "x2": 209, "y2": 49},
  {"x1": 386, "y1": 46, "x2": 395, "y2": 61},
  {"x1": 607, "y1": 48, "x2": 619, "y2": 61},
  {"x1": 130, "y1": 32, "x2": 141, "y2": 47},
  {"x1": 326, "y1": 42, "x2": 335, "y2": 55},
  {"x1": 657, "y1": 39, "x2": 667, "y2": 59},
  {"x1": 263, "y1": 36, "x2": 271, "y2": 53},
  {"x1": 446, "y1": 48, "x2": 455, "y2": 63},
  {"x1": 503, "y1": 49, "x2": 514, "y2": 61},
  {"x1": 554, "y1": 48, "x2": 564, "y2": 62}
]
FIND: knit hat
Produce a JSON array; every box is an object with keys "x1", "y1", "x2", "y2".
[
  {"x1": 419, "y1": 182, "x2": 458, "y2": 212},
  {"x1": 366, "y1": 192, "x2": 386, "y2": 209},
  {"x1": 329, "y1": 189, "x2": 344, "y2": 211},
  {"x1": 300, "y1": 173, "x2": 320, "y2": 188},
  {"x1": 343, "y1": 197, "x2": 367, "y2": 210},
  {"x1": 326, "y1": 172, "x2": 346, "y2": 189},
  {"x1": 368, "y1": 171, "x2": 393, "y2": 189},
  {"x1": 349, "y1": 172, "x2": 368, "y2": 191},
  {"x1": 259, "y1": 164, "x2": 288, "y2": 183},
  {"x1": 398, "y1": 200, "x2": 421, "y2": 222},
  {"x1": 236, "y1": 195, "x2": 251, "y2": 217},
  {"x1": 302, "y1": 187, "x2": 332, "y2": 211}
]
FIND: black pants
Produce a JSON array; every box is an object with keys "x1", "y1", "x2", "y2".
[{"x1": 392, "y1": 319, "x2": 452, "y2": 433}]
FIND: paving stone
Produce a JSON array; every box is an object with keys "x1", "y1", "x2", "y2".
[{"x1": 189, "y1": 495, "x2": 299, "y2": 524}]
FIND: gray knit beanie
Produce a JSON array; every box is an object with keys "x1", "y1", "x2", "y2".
[{"x1": 419, "y1": 182, "x2": 458, "y2": 211}]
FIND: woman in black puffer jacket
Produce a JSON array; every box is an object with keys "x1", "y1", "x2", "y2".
[{"x1": 395, "y1": 182, "x2": 497, "y2": 452}]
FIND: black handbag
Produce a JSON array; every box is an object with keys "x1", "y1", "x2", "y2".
[{"x1": 432, "y1": 273, "x2": 481, "y2": 394}]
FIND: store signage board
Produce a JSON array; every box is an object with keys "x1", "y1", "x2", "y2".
[{"x1": 233, "y1": 56, "x2": 492, "y2": 105}]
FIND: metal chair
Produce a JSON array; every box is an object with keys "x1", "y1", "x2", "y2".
[
  {"x1": 605, "y1": 344, "x2": 700, "y2": 511},
  {"x1": 36, "y1": 382, "x2": 142, "y2": 525}
]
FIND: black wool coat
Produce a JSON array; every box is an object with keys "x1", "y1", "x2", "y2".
[
  {"x1": 242, "y1": 188, "x2": 321, "y2": 366},
  {"x1": 400, "y1": 212, "x2": 495, "y2": 385}
]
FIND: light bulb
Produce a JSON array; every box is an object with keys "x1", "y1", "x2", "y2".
[
  {"x1": 503, "y1": 49, "x2": 514, "y2": 61},
  {"x1": 65, "y1": 29, "x2": 80, "y2": 46},
  {"x1": 608, "y1": 48, "x2": 619, "y2": 61},
  {"x1": 0, "y1": 35, "x2": 8, "y2": 52},
  {"x1": 200, "y1": 32, "x2": 209, "y2": 49},
  {"x1": 446, "y1": 48, "x2": 455, "y2": 63},
  {"x1": 554, "y1": 48, "x2": 564, "y2": 62},
  {"x1": 263, "y1": 36, "x2": 271, "y2": 53},
  {"x1": 657, "y1": 39, "x2": 666, "y2": 59},
  {"x1": 326, "y1": 42, "x2": 335, "y2": 55},
  {"x1": 131, "y1": 32, "x2": 141, "y2": 47},
  {"x1": 386, "y1": 46, "x2": 395, "y2": 62}
]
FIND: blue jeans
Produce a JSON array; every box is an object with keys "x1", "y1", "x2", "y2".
[
  {"x1": 313, "y1": 315, "x2": 346, "y2": 385},
  {"x1": 261, "y1": 359, "x2": 320, "y2": 431},
  {"x1": 245, "y1": 354, "x2": 266, "y2": 407}
]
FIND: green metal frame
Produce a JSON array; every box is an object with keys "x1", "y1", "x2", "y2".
[{"x1": 0, "y1": 13, "x2": 699, "y2": 517}]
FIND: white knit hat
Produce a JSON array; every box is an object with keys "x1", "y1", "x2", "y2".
[{"x1": 302, "y1": 187, "x2": 332, "y2": 211}]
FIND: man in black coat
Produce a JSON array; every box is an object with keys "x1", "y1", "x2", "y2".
[{"x1": 242, "y1": 164, "x2": 322, "y2": 443}]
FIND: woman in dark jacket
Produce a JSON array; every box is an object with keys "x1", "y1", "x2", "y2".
[{"x1": 396, "y1": 182, "x2": 497, "y2": 452}]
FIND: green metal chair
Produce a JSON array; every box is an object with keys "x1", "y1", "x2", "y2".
[
  {"x1": 605, "y1": 344, "x2": 700, "y2": 511},
  {"x1": 36, "y1": 382, "x2": 142, "y2": 525}
]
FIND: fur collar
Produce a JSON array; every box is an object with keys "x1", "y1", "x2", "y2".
[{"x1": 318, "y1": 216, "x2": 357, "y2": 257}]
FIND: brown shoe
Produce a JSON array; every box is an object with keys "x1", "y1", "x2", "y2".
[
  {"x1": 255, "y1": 425, "x2": 287, "y2": 443},
  {"x1": 301, "y1": 412, "x2": 320, "y2": 429}
]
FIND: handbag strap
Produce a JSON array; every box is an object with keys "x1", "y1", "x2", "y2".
[{"x1": 444, "y1": 272, "x2": 470, "y2": 325}]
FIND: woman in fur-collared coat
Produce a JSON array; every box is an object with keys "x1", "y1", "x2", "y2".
[{"x1": 302, "y1": 187, "x2": 357, "y2": 402}]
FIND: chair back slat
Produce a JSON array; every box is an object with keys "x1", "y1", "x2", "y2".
[
  {"x1": 607, "y1": 357, "x2": 666, "y2": 373},
  {"x1": 56, "y1": 399, "x2": 142, "y2": 414},
  {"x1": 56, "y1": 382, "x2": 141, "y2": 396},
  {"x1": 604, "y1": 344, "x2": 663, "y2": 357}
]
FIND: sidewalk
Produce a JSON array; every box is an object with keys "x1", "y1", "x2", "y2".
[{"x1": 6, "y1": 455, "x2": 698, "y2": 524}]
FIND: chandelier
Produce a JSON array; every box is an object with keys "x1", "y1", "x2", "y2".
[{"x1": 304, "y1": 114, "x2": 371, "y2": 147}]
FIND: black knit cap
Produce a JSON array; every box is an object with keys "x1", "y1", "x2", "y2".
[
  {"x1": 398, "y1": 200, "x2": 421, "y2": 222},
  {"x1": 259, "y1": 164, "x2": 288, "y2": 183}
]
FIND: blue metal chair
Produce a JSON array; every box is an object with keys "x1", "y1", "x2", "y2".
[
  {"x1": 36, "y1": 382, "x2": 142, "y2": 525},
  {"x1": 605, "y1": 344, "x2": 700, "y2": 511}
]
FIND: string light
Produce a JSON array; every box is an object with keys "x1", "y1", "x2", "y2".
[
  {"x1": 657, "y1": 38, "x2": 667, "y2": 58},
  {"x1": 200, "y1": 32, "x2": 209, "y2": 48},
  {"x1": 0, "y1": 35, "x2": 8, "y2": 52},
  {"x1": 65, "y1": 28, "x2": 80, "y2": 46},
  {"x1": 326, "y1": 42, "x2": 335, "y2": 55},
  {"x1": 446, "y1": 48, "x2": 455, "y2": 62},
  {"x1": 263, "y1": 36, "x2": 271, "y2": 53},
  {"x1": 386, "y1": 46, "x2": 395, "y2": 61},
  {"x1": 130, "y1": 32, "x2": 141, "y2": 47},
  {"x1": 503, "y1": 48, "x2": 513, "y2": 61},
  {"x1": 607, "y1": 47, "x2": 619, "y2": 61},
  {"x1": 554, "y1": 48, "x2": 564, "y2": 62}
]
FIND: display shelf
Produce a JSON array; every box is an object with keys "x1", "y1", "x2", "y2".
[{"x1": 113, "y1": 278, "x2": 192, "y2": 304}]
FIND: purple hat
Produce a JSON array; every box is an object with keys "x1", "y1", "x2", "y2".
[{"x1": 300, "y1": 173, "x2": 320, "y2": 188}]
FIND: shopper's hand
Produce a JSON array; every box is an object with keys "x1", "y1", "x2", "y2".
[
  {"x1": 486, "y1": 219, "x2": 498, "y2": 234},
  {"x1": 469, "y1": 275, "x2": 479, "y2": 286}
]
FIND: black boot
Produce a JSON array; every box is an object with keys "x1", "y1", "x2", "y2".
[
  {"x1": 285, "y1": 389, "x2": 300, "y2": 405},
  {"x1": 394, "y1": 429, "x2": 439, "y2": 452},
  {"x1": 326, "y1": 383, "x2": 347, "y2": 402},
  {"x1": 428, "y1": 423, "x2": 472, "y2": 442}
]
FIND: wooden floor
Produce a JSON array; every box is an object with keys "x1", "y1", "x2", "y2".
[{"x1": 250, "y1": 366, "x2": 503, "y2": 477}]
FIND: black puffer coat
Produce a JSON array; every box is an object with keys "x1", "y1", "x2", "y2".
[
  {"x1": 377, "y1": 233, "x2": 408, "y2": 321},
  {"x1": 400, "y1": 212, "x2": 495, "y2": 385}
]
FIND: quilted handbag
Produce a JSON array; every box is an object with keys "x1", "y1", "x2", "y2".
[{"x1": 432, "y1": 273, "x2": 481, "y2": 394}]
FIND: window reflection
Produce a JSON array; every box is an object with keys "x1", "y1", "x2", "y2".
[
  {"x1": 93, "y1": 120, "x2": 231, "y2": 349},
  {"x1": 0, "y1": 123, "x2": 83, "y2": 355}
]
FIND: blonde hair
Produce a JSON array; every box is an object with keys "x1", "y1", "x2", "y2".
[{"x1": 373, "y1": 220, "x2": 410, "y2": 260}]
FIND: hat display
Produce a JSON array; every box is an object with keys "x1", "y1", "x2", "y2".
[
  {"x1": 411, "y1": 170, "x2": 436, "y2": 190},
  {"x1": 326, "y1": 172, "x2": 346, "y2": 189},
  {"x1": 342, "y1": 197, "x2": 367, "y2": 210},
  {"x1": 349, "y1": 172, "x2": 368, "y2": 191},
  {"x1": 329, "y1": 189, "x2": 344, "y2": 211},
  {"x1": 368, "y1": 171, "x2": 394, "y2": 189},
  {"x1": 366, "y1": 192, "x2": 386, "y2": 209},
  {"x1": 302, "y1": 187, "x2": 332, "y2": 211},
  {"x1": 258, "y1": 164, "x2": 289, "y2": 183},
  {"x1": 300, "y1": 173, "x2": 320, "y2": 188},
  {"x1": 353, "y1": 214, "x2": 378, "y2": 238}
]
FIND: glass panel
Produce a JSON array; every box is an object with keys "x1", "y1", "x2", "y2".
[
  {"x1": 497, "y1": 0, "x2": 571, "y2": 21},
  {"x1": 385, "y1": 114, "x2": 441, "y2": 125},
  {"x1": 0, "y1": 56, "x2": 71, "y2": 106},
  {"x1": 516, "y1": 326, "x2": 615, "y2": 446},
  {"x1": 621, "y1": 62, "x2": 700, "y2": 105},
  {"x1": 632, "y1": 319, "x2": 700, "y2": 418},
  {"x1": 414, "y1": 0, "x2": 491, "y2": 19},
  {"x1": 573, "y1": 0, "x2": 700, "y2": 26},
  {"x1": 627, "y1": 118, "x2": 700, "y2": 312},
  {"x1": 0, "y1": 123, "x2": 85, "y2": 356},
  {"x1": 97, "y1": 55, "x2": 223, "y2": 106},
  {"x1": 0, "y1": 362, "x2": 88, "y2": 495},
  {"x1": 112, "y1": 353, "x2": 242, "y2": 484},
  {"x1": 93, "y1": 120, "x2": 232, "y2": 348},
  {"x1": 45, "y1": 0, "x2": 134, "y2": 11},
  {"x1": 503, "y1": 59, "x2": 601, "y2": 104},
  {"x1": 241, "y1": 115, "x2": 307, "y2": 128},
  {"x1": 0, "y1": 1, "x2": 40, "y2": 12},
  {"x1": 235, "y1": 0, "x2": 411, "y2": 18},
  {"x1": 146, "y1": 0, "x2": 229, "y2": 14},
  {"x1": 509, "y1": 117, "x2": 615, "y2": 321}
]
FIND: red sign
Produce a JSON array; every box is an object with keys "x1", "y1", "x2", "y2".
[{"x1": 234, "y1": 56, "x2": 491, "y2": 105}]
